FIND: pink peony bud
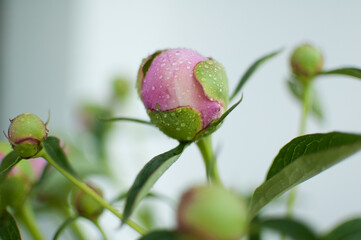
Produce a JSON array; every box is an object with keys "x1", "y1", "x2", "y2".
[{"x1": 137, "y1": 49, "x2": 229, "y2": 141}]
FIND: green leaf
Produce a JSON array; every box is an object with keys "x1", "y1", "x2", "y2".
[
  {"x1": 0, "y1": 209, "x2": 21, "y2": 240},
  {"x1": 99, "y1": 116, "x2": 153, "y2": 126},
  {"x1": 258, "y1": 217, "x2": 317, "y2": 240},
  {"x1": 230, "y1": 48, "x2": 282, "y2": 101},
  {"x1": 0, "y1": 151, "x2": 22, "y2": 183},
  {"x1": 319, "y1": 67, "x2": 361, "y2": 80},
  {"x1": 123, "y1": 143, "x2": 188, "y2": 225},
  {"x1": 248, "y1": 132, "x2": 361, "y2": 219},
  {"x1": 323, "y1": 218, "x2": 361, "y2": 240},
  {"x1": 287, "y1": 77, "x2": 324, "y2": 121},
  {"x1": 42, "y1": 136, "x2": 78, "y2": 178},
  {"x1": 195, "y1": 95, "x2": 243, "y2": 140},
  {"x1": 138, "y1": 230, "x2": 182, "y2": 240}
]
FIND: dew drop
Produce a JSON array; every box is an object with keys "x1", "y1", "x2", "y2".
[
  {"x1": 181, "y1": 123, "x2": 185, "y2": 127},
  {"x1": 176, "y1": 128, "x2": 180, "y2": 131},
  {"x1": 186, "y1": 66, "x2": 190, "y2": 69},
  {"x1": 151, "y1": 86, "x2": 155, "y2": 90}
]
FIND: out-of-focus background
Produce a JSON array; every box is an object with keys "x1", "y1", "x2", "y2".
[{"x1": 1, "y1": 1, "x2": 361, "y2": 239}]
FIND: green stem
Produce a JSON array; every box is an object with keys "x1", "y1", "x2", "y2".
[
  {"x1": 286, "y1": 79, "x2": 312, "y2": 222},
  {"x1": 18, "y1": 199, "x2": 46, "y2": 240},
  {"x1": 94, "y1": 220, "x2": 108, "y2": 240},
  {"x1": 40, "y1": 150, "x2": 147, "y2": 236},
  {"x1": 196, "y1": 135, "x2": 223, "y2": 186},
  {"x1": 299, "y1": 80, "x2": 312, "y2": 135}
]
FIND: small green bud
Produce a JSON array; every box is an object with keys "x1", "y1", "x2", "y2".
[
  {"x1": 7, "y1": 113, "x2": 48, "y2": 159},
  {"x1": 113, "y1": 77, "x2": 130, "y2": 100},
  {"x1": 177, "y1": 185, "x2": 247, "y2": 240},
  {"x1": 290, "y1": 44, "x2": 323, "y2": 79},
  {"x1": 72, "y1": 184, "x2": 104, "y2": 221},
  {"x1": 0, "y1": 176, "x2": 29, "y2": 210}
]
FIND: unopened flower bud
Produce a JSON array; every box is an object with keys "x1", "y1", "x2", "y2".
[
  {"x1": 7, "y1": 113, "x2": 48, "y2": 159},
  {"x1": 113, "y1": 77, "x2": 130, "y2": 100},
  {"x1": 290, "y1": 44, "x2": 323, "y2": 79},
  {"x1": 177, "y1": 185, "x2": 247, "y2": 240},
  {"x1": 137, "y1": 49, "x2": 229, "y2": 141},
  {"x1": 72, "y1": 184, "x2": 104, "y2": 221}
]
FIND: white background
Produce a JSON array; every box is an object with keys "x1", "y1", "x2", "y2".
[{"x1": 1, "y1": 1, "x2": 361, "y2": 239}]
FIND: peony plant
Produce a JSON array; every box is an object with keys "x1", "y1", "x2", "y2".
[{"x1": 1, "y1": 44, "x2": 361, "y2": 240}]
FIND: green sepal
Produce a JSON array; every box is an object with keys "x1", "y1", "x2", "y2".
[
  {"x1": 148, "y1": 107, "x2": 202, "y2": 141},
  {"x1": 194, "y1": 59, "x2": 229, "y2": 107},
  {"x1": 194, "y1": 96, "x2": 243, "y2": 140}
]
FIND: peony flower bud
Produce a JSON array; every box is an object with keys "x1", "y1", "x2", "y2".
[
  {"x1": 137, "y1": 49, "x2": 229, "y2": 141},
  {"x1": 72, "y1": 184, "x2": 104, "y2": 221},
  {"x1": 177, "y1": 185, "x2": 247, "y2": 240},
  {"x1": 290, "y1": 44, "x2": 323, "y2": 79},
  {"x1": 6, "y1": 113, "x2": 48, "y2": 159}
]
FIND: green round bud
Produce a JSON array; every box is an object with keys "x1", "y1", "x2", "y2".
[
  {"x1": 0, "y1": 176, "x2": 29, "y2": 210},
  {"x1": 72, "y1": 184, "x2": 104, "y2": 221},
  {"x1": 113, "y1": 77, "x2": 130, "y2": 100},
  {"x1": 7, "y1": 113, "x2": 48, "y2": 159},
  {"x1": 177, "y1": 185, "x2": 247, "y2": 240},
  {"x1": 290, "y1": 44, "x2": 323, "y2": 79}
]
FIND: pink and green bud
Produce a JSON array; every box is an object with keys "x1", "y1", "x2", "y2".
[
  {"x1": 137, "y1": 49, "x2": 229, "y2": 141},
  {"x1": 72, "y1": 184, "x2": 104, "y2": 221},
  {"x1": 290, "y1": 44, "x2": 323, "y2": 80},
  {"x1": 6, "y1": 113, "x2": 48, "y2": 159},
  {"x1": 177, "y1": 185, "x2": 247, "y2": 240}
]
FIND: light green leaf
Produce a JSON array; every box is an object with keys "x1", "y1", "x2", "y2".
[
  {"x1": 248, "y1": 132, "x2": 361, "y2": 219},
  {"x1": 122, "y1": 143, "x2": 188, "y2": 225},
  {"x1": 323, "y1": 218, "x2": 361, "y2": 240},
  {"x1": 230, "y1": 48, "x2": 282, "y2": 101},
  {"x1": 0, "y1": 209, "x2": 21, "y2": 240},
  {"x1": 319, "y1": 67, "x2": 361, "y2": 80}
]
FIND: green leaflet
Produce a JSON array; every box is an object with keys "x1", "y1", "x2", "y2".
[
  {"x1": 122, "y1": 143, "x2": 189, "y2": 226},
  {"x1": 230, "y1": 48, "x2": 282, "y2": 101},
  {"x1": 319, "y1": 67, "x2": 361, "y2": 80},
  {"x1": 323, "y1": 218, "x2": 361, "y2": 240},
  {"x1": 248, "y1": 132, "x2": 361, "y2": 219}
]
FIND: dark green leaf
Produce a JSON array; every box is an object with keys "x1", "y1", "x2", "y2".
[
  {"x1": 319, "y1": 67, "x2": 361, "y2": 80},
  {"x1": 195, "y1": 95, "x2": 243, "y2": 140},
  {"x1": 230, "y1": 48, "x2": 282, "y2": 101},
  {"x1": 258, "y1": 217, "x2": 317, "y2": 240},
  {"x1": 248, "y1": 132, "x2": 361, "y2": 219},
  {"x1": 98, "y1": 117, "x2": 153, "y2": 126},
  {"x1": 112, "y1": 191, "x2": 174, "y2": 207},
  {"x1": 123, "y1": 143, "x2": 188, "y2": 225},
  {"x1": 42, "y1": 137, "x2": 78, "y2": 177},
  {"x1": 0, "y1": 151, "x2": 22, "y2": 183},
  {"x1": 0, "y1": 209, "x2": 21, "y2": 240},
  {"x1": 287, "y1": 78, "x2": 324, "y2": 121},
  {"x1": 138, "y1": 230, "x2": 181, "y2": 240},
  {"x1": 323, "y1": 218, "x2": 361, "y2": 240}
]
